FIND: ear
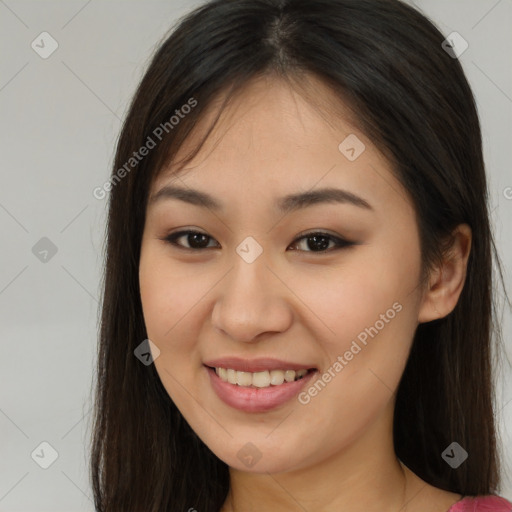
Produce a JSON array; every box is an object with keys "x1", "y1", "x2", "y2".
[{"x1": 418, "y1": 224, "x2": 472, "y2": 323}]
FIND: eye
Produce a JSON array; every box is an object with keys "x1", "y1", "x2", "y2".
[
  {"x1": 287, "y1": 231, "x2": 354, "y2": 253},
  {"x1": 162, "y1": 229, "x2": 354, "y2": 253},
  {"x1": 163, "y1": 230, "x2": 219, "y2": 250}
]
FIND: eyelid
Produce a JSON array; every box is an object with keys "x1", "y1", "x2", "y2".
[{"x1": 161, "y1": 228, "x2": 355, "y2": 253}]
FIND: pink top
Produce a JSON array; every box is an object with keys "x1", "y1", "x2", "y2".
[{"x1": 447, "y1": 495, "x2": 512, "y2": 511}]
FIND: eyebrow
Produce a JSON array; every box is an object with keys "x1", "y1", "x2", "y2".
[{"x1": 149, "y1": 185, "x2": 373, "y2": 213}]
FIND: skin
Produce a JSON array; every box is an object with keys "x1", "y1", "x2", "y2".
[{"x1": 138, "y1": 74, "x2": 471, "y2": 512}]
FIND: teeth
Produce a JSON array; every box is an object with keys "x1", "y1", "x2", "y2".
[
  {"x1": 214, "y1": 367, "x2": 310, "y2": 388},
  {"x1": 284, "y1": 370, "x2": 296, "y2": 382},
  {"x1": 270, "y1": 369, "x2": 284, "y2": 385},
  {"x1": 251, "y1": 371, "x2": 269, "y2": 387},
  {"x1": 227, "y1": 369, "x2": 236, "y2": 385},
  {"x1": 236, "y1": 371, "x2": 253, "y2": 387}
]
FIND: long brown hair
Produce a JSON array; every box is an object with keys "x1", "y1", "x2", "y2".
[{"x1": 90, "y1": 0, "x2": 509, "y2": 510}]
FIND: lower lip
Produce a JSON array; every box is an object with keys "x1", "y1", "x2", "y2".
[{"x1": 205, "y1": 365, "x2": 317, "y2": 413}]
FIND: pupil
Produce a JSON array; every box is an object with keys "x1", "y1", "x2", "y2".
[
  {"x1": 308, "y1": 235, "x2": 329, "y2": 251},
  {"x1": 189, "y1": 233, "x2": 209, "y2": 248}
]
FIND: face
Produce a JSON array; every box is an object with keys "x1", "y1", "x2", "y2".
[{"x1": 139, "y1": 74, "x2": 426, "y2": 474}]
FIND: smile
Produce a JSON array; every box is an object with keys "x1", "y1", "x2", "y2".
[{"x1": 205, "y1": 365, "x2": 318, "y2": 413}]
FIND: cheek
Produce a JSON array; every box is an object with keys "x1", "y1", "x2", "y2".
[
  {"x1": 139, "y1": 246, "x2": 205, "y2": 398},
  {"x1": 291, "y1": 246, "x2": 421, "y2": 347},
  {"x1": 139, "y1": 246, "x2": 202, "y2": 341},
  {"x1": 139, "y1": 245, "x2": 229, "y2": 376},
  {"x1": 139, "y1": 252, "x2": 171, "y2": 340},
  {"x1": 138, "y1": 256, "x2": 164, "y2": 353},
  {"x1": 289, "y1": 230, "x2": 422, "y2": 398}
]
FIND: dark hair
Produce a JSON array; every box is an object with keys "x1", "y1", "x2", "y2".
[{"x1": 90, "y1": 0, "x2": 509, "y2": 510}]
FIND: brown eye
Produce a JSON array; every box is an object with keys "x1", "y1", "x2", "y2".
[
  {"x1": 164, "y1": 230, "x2": 219, "y2": 250},
  {"x1": 287, "y1": 231, "x2": 354, "y2": 253},
  {"x1": 162, "y1": 229, "x2": 354, "y2": 254}
]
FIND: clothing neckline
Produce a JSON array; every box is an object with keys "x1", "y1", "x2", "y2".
[
  {"x1": 447, "y1": 495, "x2": 465, "y2": 511},
  {"x1": 445, "y1": 494, "x2": 512, "y2": 512}
]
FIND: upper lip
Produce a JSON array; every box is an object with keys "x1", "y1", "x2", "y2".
[{"x1": 203, "y1": 357, "x2": 317, "y2": 373}]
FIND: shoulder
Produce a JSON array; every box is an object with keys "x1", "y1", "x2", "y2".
[{"x1": 447, "y1": 495, "x2": 512, "y2": 512}]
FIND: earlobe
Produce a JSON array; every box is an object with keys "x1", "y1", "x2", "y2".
[{"x1": 417, "y1": 224, "x2": 472, "y2": 324}]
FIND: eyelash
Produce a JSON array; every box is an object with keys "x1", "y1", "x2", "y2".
[{"x1": 162, "y1": 229, "x2": 355, "y2": 254}]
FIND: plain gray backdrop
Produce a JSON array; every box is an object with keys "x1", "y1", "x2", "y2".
[{"x1": 1, "y1": 1, "x2": 511, "y2": 510}]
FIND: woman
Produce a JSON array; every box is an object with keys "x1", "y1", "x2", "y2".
[{"x1": 90, "y1": 0, "x2": 512, "y2": 510}]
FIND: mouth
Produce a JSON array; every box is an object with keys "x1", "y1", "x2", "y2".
[{"x1": 204, "y1": 364, "x2": 319, "y2": 413}]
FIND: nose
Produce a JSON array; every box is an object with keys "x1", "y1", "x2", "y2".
[{"x1": 211, "y1": 251, "x2": 294, "y2": 343}]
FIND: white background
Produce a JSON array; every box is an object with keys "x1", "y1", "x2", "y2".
[{"x1": 0, "y1": 1, "x2": 510, "y2": 510}]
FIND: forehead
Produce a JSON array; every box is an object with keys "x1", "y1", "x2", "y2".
[{"x1": 150, "y1": 74, "x2": 412, "y2": 216}]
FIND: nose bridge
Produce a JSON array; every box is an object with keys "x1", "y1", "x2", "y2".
[
  {"x1": 224, "y1": 236, "x2": 274, "y2": 313},
  {"x1": 232, "y1": 236, "x2": 271, "y2": 293},
  {"x1": 211, "y1": 236, "x2": 292, "y2": 341}
]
